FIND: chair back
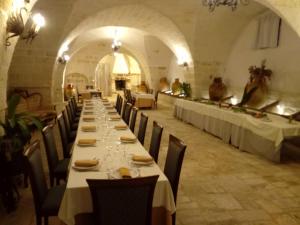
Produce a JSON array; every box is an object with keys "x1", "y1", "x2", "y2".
[
  {"x1": 117, "y1": 96, "x2": 123, "y2": 115},
  {"x1": 155, "y1": 91, "x2": 159, "y2": 102},
  {"x1": 24, "y1": 140, "x2": 48, "y2": 216},
  {"x1": 87, "y1": 175, "x2": 159, "y2": 225},
  {"x1": 164, "y1": 134, "x2": 186, "y2": 204},
  {"x1": 121, "y1": 100, "x2": 127, "y2": 119},
  {"x1": 62, "y1": 109, "x2": 71, "y2": 134},
  {"x1": 137, "y1": 113, "x2": 148, "y2": 145},
  {"x1": 149, "y1": 121, "x2": 163, "y2": 163},
  {"x1": 57, "y1": 113, "x2": 71, "y2": 158},
  {"x1": 66, "y1": 103, "x2": 74, "y2": 123},
  {"x1": 41, "y1": 125, "x2": 59, "y2": 175},
  {"x1": 130, "y1": 107, "x2": 138, "y2": 133},
  {"x1": 123, "y1": 103, "x2": 132, "y2": 125},
  {"x1": 115, "y1": 94, "x2": 120, "y2": 111}
]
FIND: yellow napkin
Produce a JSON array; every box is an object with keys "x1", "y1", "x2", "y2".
[
  {"x1": 77, "y1": 139, "x2": 96, "y2": 146},
  {"x1": 120, "y1": 136, "x2": 136, "y2": 143},
  {"x1": 82, "y1": 117, "x2": 95, "y2": 122},
  {"x1": 74, "y1": 159, "x2": 99, "y2": 167},
  {"x1": 118, "y1": 167, "x2": 131, "y2": 178},
  {"x1": 105, "y1": 106, "x2": 114, "y2": 110},
  {"x1": 103, "y1": 102, "x2": 111, "y2": 106},
  {"x1": 83, "y1": 111, "x2": 94, "y2": 115},
  {"x1": 81, "y1": 126, "x2": 97, "y2": 132},
  {"x1": 85, "y1": 103, "x2": 94, "y2": 106},
  {"x1": 85, "y1": 100, "x2": 92, "y2": 103},
  {"x1": 101, "y1": 98, "x2": 109, "y2": 102},
  {"x1": 110, "y1": 116, "x2": 121, "y2": 121},
  {"x1": 132, "y1": 155, "x2": 153, "y2": 162},
  {"x1": 114, "y1": 125, "x2": 127, "y2": 130},
  {"x1": 84, "y1": 106, "x2": 94, "y2": 110},
  {"x1": 107, "y1": 110, "x2": 117, "y2": 114}
]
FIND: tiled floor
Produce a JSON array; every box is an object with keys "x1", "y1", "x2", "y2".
[{"x1": 1, "y1": 100, "x2": 300, "y2": 225}]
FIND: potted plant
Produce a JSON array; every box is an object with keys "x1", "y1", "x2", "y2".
[{"x1": 0, "y1": 94, "x2": 43, "y2": 212}]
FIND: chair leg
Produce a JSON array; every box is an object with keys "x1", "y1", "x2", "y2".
[
  {"x1": 36, "y1": 216, "x2": 42, "y2": 225},
  {"x1": 56, "y1": 178, "x2": 60, "y2": 185},
  {"x1": 172, "y1": 213, "x2": 176, "y2": 225},
  {"x1": 44, "y1": 216, "x2": 49, "y2": 225}
]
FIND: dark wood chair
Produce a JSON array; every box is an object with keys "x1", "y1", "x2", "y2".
[
  {"x1": 41, "y1": 125, "x2": 70, "y2": 186},
  {"x1": 154, "y1": 91, "x2": 159, "y2": 109},
  {"x1": 164, "y1": 134, "x2": 186, "y2": 225},
  {"x1": 75, "y1": 175, "x2": 159, "y2": 225},
  {"x1": 130, "y1": 107, "x2": 138, "y2": 133},
  {"x1": 149, "y1": 121, "x2": 163, "y2": 163},
  {"x1": 62, "y1": 109, "x2": 77, "y2": 141},
  {"x1": 137, "y1": 112, "x2": 148, "y2": 145},
  {"x1": 123, "y1": 103, "x2": 132, "y2": 125},
  {"x1": 117, "y1": 95, "x2": 123, "y2": 115},
  {"x1": 24, "y1": 140, "x2": 66, "y2": 225},
  {"x1": 121, "y1": 99, "x2": 127, "y2": 119},
  {"x1": 115, "y1": 94, "x2": 120, "y2": 111},
  {"x1": 282, "y1": 136, "x2": 300, "y2": 160},
  {"x1": 68, "y1": 100, "x2": 80, "y2": 122},
  {"x1": 57, "y1": 113, "x2": 74, "y2": 159},
  {"x1": 66, "y1": 103, "x2": 79, "y2": 129}
]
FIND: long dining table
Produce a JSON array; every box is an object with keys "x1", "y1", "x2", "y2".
[{"x1": 58, "y1": 98, "x2": 175, "y2": 225}]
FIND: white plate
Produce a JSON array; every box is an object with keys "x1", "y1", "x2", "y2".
[
  {"x1": 72, "y1": 165, "x2": 99, "y2": 171},
  {"x1": 110, "y1": 168, "x2": 139, "y2": 179},
  {"x1": 131, "y1": 160, "x2": 154, "y2": 166}
]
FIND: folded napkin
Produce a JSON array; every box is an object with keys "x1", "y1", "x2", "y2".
[
  {"x1": 101, "y1": 98, "x2": 109, "y2": 102},
  {"x1": 82, "y1": 117, "x2": 95, "y2": 122},
  {"x1": 107, "y1": 110, "x2": 117, "y2": 114},
  {"x1": 85, "y1": 103, "x2": 94, "y2": 106},
  {"x1": 120, "y1": 136, "x2": 136, "y2": 143},
  {"x1": 74, "y1": 159, "x2": 99, "y2": 167},
  {"x1": 103, "y1": 102, "x2": 111, "y2": 106},
  {"x1": 84, "y1": 106, "x2": 94, "y2": 110},
  {"x1": 118, "y1": 167, "x2": 131, "y2": 178},
  {"x1": 85, "y1": 100, "x2": 92, "y2": 103},
  {"x1": 105, "y1": 106, "x2": 114, "y2": 110},
  {"x1": 114, "y1": 125, "x2": 127, "y2": 130},
  {"x1": 81, "y1": 126, "x2": 97, "y2": 132},
  {"x1": 132, "y1": 155, "x2": 153, "y2": 162},
  {"x1": 77, "y1": 139, "x2": 96, "y2": 146},
  {"x1": 109, "y1": 116, "x2": 121, "y2": 121},
  {"x1": 83, "y1": 111, "x2": 94, "y2": 115}
]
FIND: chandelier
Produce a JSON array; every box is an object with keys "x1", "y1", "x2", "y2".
[
  {"x1": 111, "y1": 29, "x2": 122, "y2": 54},
  {"x1": 202, "y1": 0, "x2": 249, "y2": 12}
]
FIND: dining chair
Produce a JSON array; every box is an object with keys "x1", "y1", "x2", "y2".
[
  {"x1": 62, "y1": 109, "x2": 77, "y2": 141},
  {"x1": 115, "y1": 94, "x2": 120, "y2": 111},
  {"x1": 164, "y1": 134, "x2": 186, "y2": 225},
  {"x1": 282, "y1": 136, "x2": 300, "y2": 160},
  {"x1": 42, "y1": 125, "x2": 70, "y2": 186},
  {"x1": 66, "y1": 103, "x2": 79, "y2": 128},
  {"x1": 149, "y1": 121, "x2": 163, "y2": 163},
  {"x1": 117, "y1": 95, "x2": 123, "y2": 115},
  {"x1": 121, "y1": 99, "x2": 127, "y2": 119},
  {"x1": 71, "y1": 96, "x2": 82, "y2": 113},
  {"x1": 57, "y1": 113, "x2": 73, "y2": 159},
  {"x1": 130, "y1": 107, "x2": 138, "y2": 133},
  {"x1": 137, "y1": 112, "x2": 148, "y2": 145},
  {"x1": 123, "y1": 103, "x2": 133, "y2": 125},
  {"x1": 68, "y1": 100, "x2": 80, "y2": 121},
  {"x1": 74, "y1": 175, "x2": 159, "y2": 225},
  {"x1": 154, "y1": 91, "x2": 159, "y2": 109},
  {"x1": 24, "y1": 140, "x2": 66, "y2": 225}
]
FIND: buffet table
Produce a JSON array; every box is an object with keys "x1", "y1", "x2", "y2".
[
  {"x1": 174, "y1": 99, "x2": 300, "y2": 162},
  {"x1": 132, "y1": 92, "x2": 155, "y2": 108},
  {"x1": 58, "y1": 99, "x2": 175, "y2": 225}
]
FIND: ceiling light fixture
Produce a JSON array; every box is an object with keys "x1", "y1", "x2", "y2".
[
  {"x1": 202, "y1": 0, "x2": 249, "y2": 12},
  {"x1": 5, "y1": 0, "x2": 45, "y2": 46},
  {"x1": 111, "y1": 29, "x2": 122, "y2": 55}
]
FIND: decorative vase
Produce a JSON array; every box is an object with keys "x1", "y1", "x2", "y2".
[
  {"x1": 171, "y1": 78, "x2": 182, "y2": 95},
  {"x1": 209, "y1": 77, "x2": 227, "y2": 101}
]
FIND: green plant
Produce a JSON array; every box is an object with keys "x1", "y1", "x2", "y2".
[
  {"x1": 0, "y1": 94, "x2": 43, "y2": 152},
  {"x1": 181, "y1": 82, "x2": 191, "y2": 97}
]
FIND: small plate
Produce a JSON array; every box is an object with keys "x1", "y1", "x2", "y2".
[
  {"x1": 109, "y1": 168, "x2": 139, "y2": 179},
  {"x1": 72, "y1": 165, "x2": 99, "y2": 171}
]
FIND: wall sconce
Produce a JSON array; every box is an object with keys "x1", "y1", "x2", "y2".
[
  {"x1": 178, "y1": 61, "x2": 188, "y2": 68},
  {"x1": 5, "y1": 0, "x2": 45, "y2": 46},
  {"x1": 58, "y1": 54, "x2": 70, "y2": 64}
]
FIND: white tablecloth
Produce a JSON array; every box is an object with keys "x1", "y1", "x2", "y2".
[
  {"x1": 58, "y1": 99, "x2": 175, "y2": 225},
  {"x1": 132, "y1": 92, "x2": 155, "y2": 100},
  {"x1": 174, "y1": 99, "x2": 300, "y2": 162}
]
